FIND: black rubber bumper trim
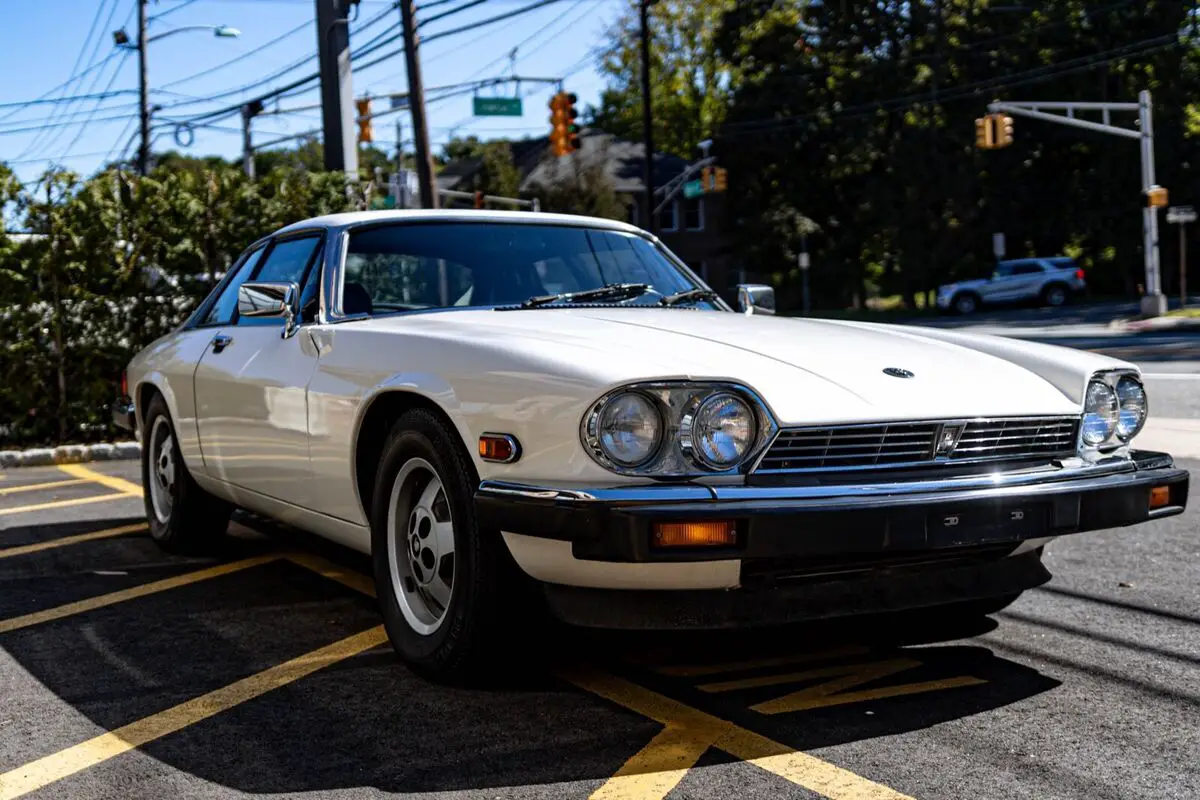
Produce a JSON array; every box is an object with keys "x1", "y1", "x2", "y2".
[
  {"x1": 112, "y1": 397, "x2": 135, "y2": 432},
  {"x1": 543, "y1": 549, "x2": 1053, "y2": 630},
  {"x1": 475, "y1": 451, "x2": 1189, "y2": 564}
]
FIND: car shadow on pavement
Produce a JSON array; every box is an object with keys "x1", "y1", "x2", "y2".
[{"x1": 1, "y1": 515, "x2": 1062, "y2": 796}]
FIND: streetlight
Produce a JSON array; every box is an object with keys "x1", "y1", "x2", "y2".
[{"x1": 113, "y1": 5, "x2": 242, "y2": 177}]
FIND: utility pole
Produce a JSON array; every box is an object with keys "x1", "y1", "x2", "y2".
[
  {"x1": 398, "y1": 0, "x2": 438, "y2": 208},
  {"x1": 136, "y1": 0, "x2": 150, "y2": 176},
  {"x1": 639, "y1": 0, "x2": 655, "y2": 233},
  {"x1": 394, "y1": 116, "x2": 407, "y2": 208},
  {"x1": 315, "y1": 0, "x2": 358, "y2": 176},
  {"x1": 1167, "y1": 205, "x2": 1196, "y2": 309},
  {"x1": 240, "y1": 100, "x2": 261, "y2": 179}
]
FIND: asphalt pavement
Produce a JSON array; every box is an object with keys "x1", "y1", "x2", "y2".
[{"x1": 1, "y1": 451, "x2": 1197, "y2": 800}]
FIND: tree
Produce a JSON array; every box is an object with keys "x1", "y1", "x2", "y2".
[
  {"x1": 526, "y1": 146, "x2": 629, "y2": 220},
  {"x1": 473, "y1": 141, "x2": 521, "y2": 199},
  {"x1": 587, "y1": 0, "x2": 737, "y2": 158}
]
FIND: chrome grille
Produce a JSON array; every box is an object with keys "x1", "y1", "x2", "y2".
[
  {"x1": 754, "y1": 416, "x2": 1079, "y2": 474},
  {"x1": 948, "y1": 418, "x2": 1079, "y2": 461}
]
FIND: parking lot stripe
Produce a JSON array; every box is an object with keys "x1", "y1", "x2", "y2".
[
  {"x1": 0, "y1": 625, "x2": 388, "y2": 800},
  {"x1": 697, "y1": 659, "x2": 924, "y2": 693},
  {"x1": 0, "y1": 523, "x2": 148, "y2": 560},
  {"x1": 0, "y1": 556, "x2": 276, "y2": 634},
  {"x1": 565, "y1": 667, "x2": 913, "y2": 800},
  {"x1": 286, "y1": 553, "x2": 377, "y2": 598},
  {"x1": 0, "y1": 492, "x2": 137, "y2": 518},
  {"x1": 0, "y1": 478, "x2": 88, "y2": 497},
  {"x1": 590, "y1": 722, "x2": 725, "y2": 800},
  {"x1": 57, "y1": 464, "x2": 143, "y2": 497}
]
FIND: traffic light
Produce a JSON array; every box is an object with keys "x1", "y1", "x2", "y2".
[
  {"x1": 474, "y1": 190, "x2": 484, "y2": 209},
  {"x1": 993, "y1": 114, "x2": 1014, "y2": 148},
  {"x1": 355, "y1": 97, "x2": 373, "y2": 144},
  {"x1": 1146, "y1": 186, "x2": 1169, "y2": 208},
  {"x1": 975, "y1": 117, "x2": 994, "y2": 149},
  {"x1": 548, "y1": 91, "x2": 580, "y2": 157},
  {"x1": 701, "y1": 165, "x2": 713, "y2": 191},
  {"x1": 713, "y1": 167, "x2": 727, "y2": 192}
]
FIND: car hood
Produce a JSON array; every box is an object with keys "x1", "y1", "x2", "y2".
[{"x1": 359, "y1": 308, "x2": 1095, "y2": 425}]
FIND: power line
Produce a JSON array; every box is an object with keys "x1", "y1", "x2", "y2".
[
  {"x1": 149, "y1": 0, "x2": 201, "y2": 21},
  {"x1": 418, "y1": 0, "x2": 491, "y2": 29},
  {"x1": 58, "y1": 51, "x2": 135, "y2": 161},
  {"x1": 159, "y1": 20, "x2": 311, "y2": 89}
]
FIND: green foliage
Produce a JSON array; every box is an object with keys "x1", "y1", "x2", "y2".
[
  {"x1": 526, "y1": 146, "x2": 630, "y2": 220},
  {"x1": 587, "y1": 0, "x2": 737, "y2": 158},
  {"x1": 474, "y1": 142, "x2": 522, "y2": 199},
  {"x1": 0, "y1": 160, "x2": 354, "y2": 447}
]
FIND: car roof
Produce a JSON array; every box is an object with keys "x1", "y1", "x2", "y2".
[{"x1": 273, "y1": 209, "x2": 646, "y2": 237}]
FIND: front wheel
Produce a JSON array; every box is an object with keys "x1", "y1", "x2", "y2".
[
  {"x1": 371, "y1": 409, "x2": 534, "y2": 683},
  {"x1": 1041, "y1": 284, "x2": 1068, "y2": 308},
  {"x1": 142, "y1": 393, "x2": 232, "y2": 553},
  {"x1": 952, "y1": 292, "x2": 979, "y2": 315}
]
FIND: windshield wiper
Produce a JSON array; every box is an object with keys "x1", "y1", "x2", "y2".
[
  {"x1": 521, "y1": 282, "x2": 651, "y2": 309},
  {"x1": 659, "y1": 288, "x2": 719, "y2": 307}
]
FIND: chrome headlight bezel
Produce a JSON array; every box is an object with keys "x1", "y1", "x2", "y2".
[
  {"x1": 1114, "y1": 375, "x2": 1148, "y2": 441},
  {"x1": 1079, "y1": 369, "x2": 1148, "y2": 454},
  {"x1": 581, "y1": 382, "x2": 778, "y2": 477}
]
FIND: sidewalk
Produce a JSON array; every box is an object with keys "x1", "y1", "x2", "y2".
[{"x1": 1135, "y1": 418, "x2": 1200, "y2": 460}]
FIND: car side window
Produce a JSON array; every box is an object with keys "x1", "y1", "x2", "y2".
[
  {"x1": 1012, "y1": 263, "x2": 1044, "y2": 275},
  {"x1": 297, "y1": 251, "x2": 323, "y2": 323},
  {"x1": 992, "y1": 263, "x2": 1014, "y2": 279},
  {"x1": 203, "y1": 246, "x2": 266, "y2": 326},
  {"x1": 238, "y1": 235, "x2": 322, "y2": 327}
]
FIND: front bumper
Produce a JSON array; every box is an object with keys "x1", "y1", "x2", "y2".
[{"x1": 476, "y1": 451, "x2": 1188, "y2": 625}]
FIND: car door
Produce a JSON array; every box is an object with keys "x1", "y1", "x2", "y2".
[
  {"x1": 192, "y1": 232, "x2": 325, "y2": 504},
  {"x1": 1008, "y1": 261, "x2": 1046, "y2": 301},
  {"x1": 981, "y1": 262, "x2": 1016, "y2": 302}
]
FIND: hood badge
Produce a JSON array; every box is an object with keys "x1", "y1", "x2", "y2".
[
  {"x1": 883, "y1": 367, "x2": 915, "y2": 379},
  {"x1": 935, "y1": 423, "x2": 966, "y2": 456}
]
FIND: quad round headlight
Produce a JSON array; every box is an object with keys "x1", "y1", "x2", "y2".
[
  {"x1": 690, "y1": 392, "x2": 756, "y2": 469},
  {"x1": 1082, "y1": 380, "x2": 1119, "y2": 446},
  {"x1": 596, "y1": 391, "x2": 662, "y2": 467},
  {"x1": 1114, "y1": 376, "x2": 1148, "y2": 441}
]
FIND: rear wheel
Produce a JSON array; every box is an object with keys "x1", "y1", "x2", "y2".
[
  {"x1": 1041, "y1": 283, "x2": 1068, "y2": 308},
  {"x1": 370, "y1": 408, "x2": 534, "y2": 683},
  {"x1": 142, "y1": 393, "x2": 232, "y2": 553}
]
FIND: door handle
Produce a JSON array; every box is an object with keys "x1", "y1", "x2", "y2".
[{"x1": 210, "y1": 334, "x2": 233, "y2": 354}]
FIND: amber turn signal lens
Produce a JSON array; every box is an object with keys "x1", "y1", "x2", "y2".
[
  {"x1": 478, "y1": 434, "x2": 519, "y2": 463},
  {"x1": 652, "y1": 520, "x2": 737, "y2": 548},
  {"x1": 1149, "y1": 485, "x2": 1171, "y2": 510}
]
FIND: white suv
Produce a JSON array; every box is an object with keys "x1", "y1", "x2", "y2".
[{"x1": 937, "y1": 257, "x2": 1087, "y2": 315}]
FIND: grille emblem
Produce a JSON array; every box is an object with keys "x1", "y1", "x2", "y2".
[
  {"x1": 935, "y1": 423, "x2": 966, "y2": 456},
  {"x1": 883, "y1": 367, "x2": 914, "y2": 379}
]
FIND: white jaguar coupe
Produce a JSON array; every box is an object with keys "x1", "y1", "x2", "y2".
[{"x1": 115, "y1": 210, "x2": 1189, "y2": 682}]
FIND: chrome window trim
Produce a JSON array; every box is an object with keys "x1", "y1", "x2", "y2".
[{"x1": 748, "y1": 414, "x2": 1082, "y2": 475}]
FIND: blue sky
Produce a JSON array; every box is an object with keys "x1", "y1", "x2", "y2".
[{"x1": 1, "y1": 0, "x2": 625, "y2": 184}]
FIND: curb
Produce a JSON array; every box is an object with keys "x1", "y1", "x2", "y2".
[{"x1": 0, "y1": 441, "x2": 141, "y2": 469}]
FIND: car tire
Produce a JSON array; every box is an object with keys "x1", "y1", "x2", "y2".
[
  {"x1": 142, "y1": 392, "x2": 233, "y2": 553},
  {"x1": 952, "y1": 292, "x2": 979, "y2": 315},
  {"x1": 370, "y1": 408, "x2": 536, "y2": 684},
  {"x1": 1041, "y1": 283, "x2": 1068, "y2": 308}
]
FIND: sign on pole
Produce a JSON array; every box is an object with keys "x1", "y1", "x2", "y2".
[
  {"x1": 1167, "y1": 206, "x2": 1197, "y2": 225},
  {"x1": 993, "y1": 232, "x2": 1006, "y2": 260},
  {"x1": 472, "y1": 97, "x2": 523, "y2": 117},
  {"x1": 682, "y1": 180, "x2": 705, "y2": 199},
  {"x1": 798, "y1": 252, "x2": 811, "y2": 271}
]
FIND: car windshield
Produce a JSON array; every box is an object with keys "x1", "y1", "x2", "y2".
[{"x1": 341, "y1": 222, "x2": 720, "y2": 313}]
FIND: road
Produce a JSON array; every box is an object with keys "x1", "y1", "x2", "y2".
[{"x1": 2, "y1": 459, "x2": 1198, "y2": 798}]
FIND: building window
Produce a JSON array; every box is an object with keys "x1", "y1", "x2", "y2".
[
  {"x1": 684, "y1": 197, "x2": 704, "y2": 231},
  {"x1": 657, "y1": 200, "x2": 678, "y2": 232}
]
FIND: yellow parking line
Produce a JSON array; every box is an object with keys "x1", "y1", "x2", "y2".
[
  {"x1": 0, "y1": 625, "x2": 388, "y2": 800},
  {"x1": 0, "y1": 523, "x2": 148, "y2": 560},
  {"x1": 58, "y1": 464, "x2": 143, "y2": 497},
  {"x1": 564, "y1": 667, "x2": 913, "y2": 800},
  {"x1": 285, "y1": 552, "x2": 377, "y2": 598},
  {"x1": 0, "y1": 492, "x2": 137, "y2": 518},
  {"x1": 0, "y1": 479, "x2": 88, "y2": 497},
  {"x1": 590, "y1": 722, "x2": 724, "y2": 800},
  {"x1": 0, "y1": 556, "x2": 275, "y2": 635}
]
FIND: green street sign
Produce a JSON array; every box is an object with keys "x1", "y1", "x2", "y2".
[
  {"x1": 473, "y1": 97, "x2": 523, "y2": 117},
  {"x1": 682, "y1": 180, "x2": 705, "y2": 199}
]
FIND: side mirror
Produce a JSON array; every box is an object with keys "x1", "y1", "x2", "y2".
[
  {"x1": 736, "y1": 284, "x2": 776, "y2": 316},
  {"x1": 238, "y1": 281, "x2": 298, "y2": 337}
]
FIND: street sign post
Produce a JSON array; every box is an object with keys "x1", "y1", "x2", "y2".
[
  {"x1": 682, "y1": 180, "x2": 705, "y2": 199},
  {"x1": 473, "y1": 97, "x2": 523, "y2": 116},
  {"x1": 993, "y1": 232, "x2": 1006, "y2": 260},
  {"x1": 1167, "y1": 206, "x2": 1195, "y2": 309}
]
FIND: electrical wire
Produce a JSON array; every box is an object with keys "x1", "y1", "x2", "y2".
[
  {"x1": 149, "y1": 0, "x2": 202, "y2": 21},
  {"x1": 58, "y1": 50, "x2": 135, "y2": 161},
  {"x1": 418, "y1": 0, "x2": 490, "y2": 29},
  {"x1": 159, "y1": 20, "x2": 312, "y2": 89}
]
